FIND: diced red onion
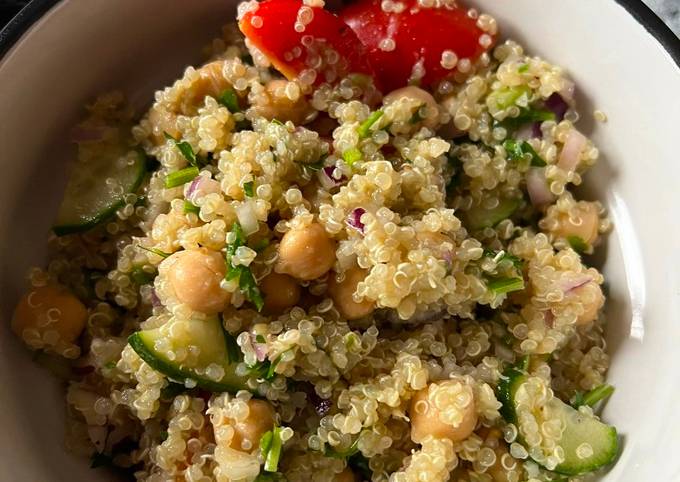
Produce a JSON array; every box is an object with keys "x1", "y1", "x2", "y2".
[
  {"x1": 545, "y1": 93, "x2": 569, "y2": 122},
  {"x1": 186, "y1": 176, "x2": 220, "y2": 202},
  {"x1": 250, "y1": 334, "x2": 268, "y2": 362},
  {"x1": 526, "y1": 168, "x2": 554, "y2": 207},
  {"x1": 531, "y1": 122, "x2": 543, "y2": 139},
  {"x1": 150, "y1": 288, "x2": 161, "y2": 307},
  {"x1": 558, "y1": 129, "x2": 587, "y2": 172},
  {"x1": 318, "y1": 166, "x2": 346, "y2": 190},
  {"x1": 236, "y1": 200, "x2": 259, "y2": 235},
  {"x1": 544, "y1": 310, "x2": 555, "y2": 328},
  {"x1": 315, "y1": 398, "x2": 332, "y2": 417},
  {"x1": 346, "y1": 208, "x2": 366, "y2": 233},
  {"x1": 561, "y1": 274, "x2": 593, "y2": 294},
  {"x1": 515, "y1": 123, "x2": 536, "y2": 141},
  {"x1": 559, "y1": 79, "x2": 576, "y2": 104}
]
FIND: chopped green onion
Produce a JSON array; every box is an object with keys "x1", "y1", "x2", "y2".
[
  {"x1": 164, "y1": 132, "x2": 198, "y2": 167},
  {"x1": 139, "y1": 246, "x2": 171, "y2": 258},
  {"x1": 483, "y1": 249, "x2": 523, "y2": 269},
  {"x1": 260, "y1": 426, "x2": 287, "y2": 473},
  {"x1": 225, "y1": 222, "x2": 264, "y2": 311},
  {"x1": 243, "y1": 181, "x2": 255, "y2": 197},
  {"x1": 165, "y1": 166, "x2": 199, "y2": 188},
  {"x1": 130, "y1": 266, "x2": 156, "y2": 285},
  {"x1": 567, "y1": 235, "x2": 589, "y2": 254},
  {"x1": 342, "y1": 147, "x2": 362, "y2": 166},
  {"x1": 183, "y1": 200, "x2": 200, "y2": 215},
  {"x1": 224, "y1": 331, "x2": 242, "y2": 364},
  {"x1": 572, "y1": 384, "x2": 615, "y2": 408},
  {"x1": 503, "y1": 139, "x2": 547, "y2": 167},
  {"x1": 218, "y1": 88, "x2": 240, "y2": 113},
  {"x1": 518, "y1": 63, "x2": 529, "y2": 73},
  {"x1": 487, "y1": 277, "x2": 525, "y2": 295},
  {"x1": 489, "y1": 85, "x2": 531, "y2": 109},
  {"x1": 357, "y1": 109, "x2": 384, "y2": 138}
]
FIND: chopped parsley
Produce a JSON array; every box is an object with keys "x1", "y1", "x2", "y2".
[
  {"x1": 183, "y1": 200, "x2": 200, "y2": 215},
  {"x1": 503, "y1": 139, "x2": 547, "y2": 167},
  {"x1": 484, "y1": 249, "x2": 523, "y2": 269},
  {"x1": 164, "y1": 132, "x2": 199, "y2": 167},
  {"x1": 165, "y1": 166, "x2": 199, "y2": 188},
  {"x1": 357, "y1": 109, "x2": 384, "y2": 138},
  {"x1": 225, "y1": 222, "x2": 264, "y2": 311},
  {"x1": 342, "y1": 147, "x2": 362, "y2": 166},
  {"x1": 496, "y1": 107, "x2": 556, "y2": 133},
  {"x1": 130, "y1": 266, "x2": 156, "y2": 285},
  {"x1": 271, "y1": 119, "x2": 285, "y2": 126},
  {"x1": 567, "y1": 235, "x2": 589, "y2": 254},
  {"x1": 218, "y1": 88, "x2": 240, "y2": 113},
  {"x1": 248, "y1": 353, "x2": 283, "y2": 381},
  {"x1": 243, "y1": 181, "x2": 255, "y2": 197}
]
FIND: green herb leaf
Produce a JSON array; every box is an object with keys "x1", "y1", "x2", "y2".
[
  {"x1": 244, "y1": 181, "x2": 255, "y2": 197},
  {"x1": 256, "y1": 334, "x2": 266, "y2": 344},
  {"x1": 572, "y1": 384, "x2": 615, "y2": 408},
  {"x1": 165, "y1": 166, "x2": 199, "y2": 188},
  {"x1": 183, "y1": 200, "x2": 200, "y2": 215},
  {"x1": 219, "y1": 88, "x2": 240, "y2": 113},
  {"x1": 357, "y1": 109, "x2": 384, "y2": 138},
  {"x1": 164, "y1": 132, "x2": 199, "y2": 167},
  {"x1": 567, "y1": 235, "x2": 589, "y2": 254},
  {"x1": 487, "y1": 277, "x2": 525, "y2": 295},
  {"x1": 342, "y1": 147, "x2": 362, "y2": 167},
  {"x1": 503, "y1": 139, "x2": 547, "y2": 167},
  {"x1": 271, "y1": 119, "x2": 284, "y2": 126},
  {"x1": 130, "y1": 266, "x2": 157, "y2": 285},
  {"x1": 139, "y1": 246, "x2": 171, "y2": 258},
  {"x1": 225, "y1": 222, "x2": 264, "y2": 311},
  {"x1": 260, "y1": 430, "x2": 274, "y2": 459},
  {"x1": 497, "y1": 107, "x2": 556, "y2": 133},
  {"x1": 248, "y1": 354, "x2": 283, "y2": 381},
  {"x1": 518, "y1": 63, "x2": 529, "y2": 73}
]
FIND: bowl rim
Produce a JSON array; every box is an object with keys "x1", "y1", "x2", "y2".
[{"x1": 1, "y1": 0, "x2": 679, "y2": 66}]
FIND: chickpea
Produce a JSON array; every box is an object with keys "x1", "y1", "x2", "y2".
[
  {"x1": 571, "y1": 281, "x2": 605, "y2": 326},
  {"x1": 275, "y1": 222, "x2": 336, "y2": 281},
  {"x1": 229, "y1": 399, "x2": 276, "y2": 453},
  {"x1": 551, "y1": 202, "x2": 600, "y2": 246},
  {"x1": 333, "y1": 468, "x2": 357, "y2": 482},
  {"x1": 383, "y1": 86, "x2": 439, "y2": 128},
  {"x1": 12, "y1": 285, "x2": 87, "y2": 353},
  {"x1": 260, "y1": 272, "x2": 301, "y2": 313},
  {"x1": 147, "y1": 106, "x2": 180, "y2": 145},
  {"x1": 409, "y1": 380, "x2": 478, "y2": 444},
  {"x1": 165, "y1": 248, "x2": 230, "y2": 314},
  {"x1": 252, "y1": 79, "x2": 313, "y2": 125},
  {"x1": 327, "y1": 268, "x2": 374, "y2": 320}
]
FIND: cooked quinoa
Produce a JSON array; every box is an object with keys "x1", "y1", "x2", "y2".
[{"x1": 10, "y1": 3, "x2": 620, "y2": 482}]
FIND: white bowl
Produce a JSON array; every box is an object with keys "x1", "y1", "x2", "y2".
[{"x1": 0, "y1": 1, "x2": 678, "y2": 480}]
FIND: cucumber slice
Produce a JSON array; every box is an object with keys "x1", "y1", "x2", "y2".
[
  {"x1": 498, "y1": 369, "x2": 619, "y2": 475},
  {"x1": 464, "y1": 197, "x2": 520, "y2": 230},
  {"x1": 53, "y1": 148, "x2": 147, "y2": 236},
  {"x1": 128, "y1": 317, "x2": 247, "y2": 393}
]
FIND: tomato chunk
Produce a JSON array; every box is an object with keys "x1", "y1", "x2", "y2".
[
  {"x1": 239, "y1": 0, "x2": 376, "y2": 86},
  {"x1": 340, "y1": 0, "x2": 496, "y2": 91}
]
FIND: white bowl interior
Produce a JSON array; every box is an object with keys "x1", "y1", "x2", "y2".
[{"x1": 0, "y1": 0, "x2": 679, "y2": 480}]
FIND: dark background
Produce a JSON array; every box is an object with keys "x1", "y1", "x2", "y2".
[{"x1": 1, "y1": 0, "x2": 678, "y2": 37}]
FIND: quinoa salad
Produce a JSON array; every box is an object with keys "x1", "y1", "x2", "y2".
[{"x1": 10, "y1": 1, "x2": 620, "y2": 481}]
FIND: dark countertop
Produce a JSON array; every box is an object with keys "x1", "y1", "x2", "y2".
[{"x1": 1, "y1": 1, "x2": 679, "y2": 41}]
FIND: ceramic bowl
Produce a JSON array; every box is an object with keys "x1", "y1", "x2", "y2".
[{"x1": 0, "y1": 1, "x2": 678, "y2": 480}]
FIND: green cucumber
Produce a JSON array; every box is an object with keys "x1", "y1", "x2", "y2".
[
  {"x1": 128, "y1": 317, "x2": 247, "y2": 393},
  {"x1": 464, "y1": 197, "x2": 520, "y2": 230},
  {"x1": 498, "y1": 368, "x2": 619, "y2": 475},
  {"x1": 53, "y1": 149, "x2": 147, "y2": 235}
]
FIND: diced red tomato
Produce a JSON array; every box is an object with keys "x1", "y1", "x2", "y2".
[
  {"x1": 340, "y1": 0, "x2": 496, "y2": 92},
  {"x1": 239, "y1": 0, "x2": 376, "y2": 86}
]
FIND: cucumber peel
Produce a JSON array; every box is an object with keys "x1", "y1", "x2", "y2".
[
  {"x1": 128, "y1": 317, "x2": 247, "y2": 393},
  {"x1": 53, "y1": 149, "x2": 147, "y2": 235},
  {"x1": 464, "y1": 197, "x2": 520, "y2": 230},
  {"x1": 498, "y1": 367, "x2": 619, "y2": 475}
]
